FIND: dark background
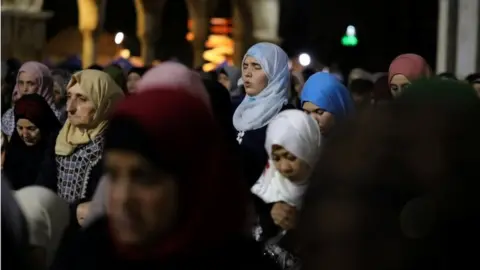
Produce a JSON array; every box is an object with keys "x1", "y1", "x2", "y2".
[{"x1": 44, "y1": 0, "x2": 438, "y2": 72}]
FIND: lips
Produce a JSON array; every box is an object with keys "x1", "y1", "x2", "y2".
[{"x1": 244, "y1": 81, "x2": 252, "y2": 87}]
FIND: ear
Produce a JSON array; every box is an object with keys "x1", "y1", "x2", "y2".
[{"x1": 399, "y1": 196, "x2": 436, "y2": 239}]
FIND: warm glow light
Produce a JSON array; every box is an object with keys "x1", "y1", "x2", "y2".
[
  {"x1": 115, "y1": 32, "x2": 124, "y2": 45},
  {"x1": 203, "y1": 63, "x2": 217, "y2": 72},
  {"x1": 299, "y1": 53, "x2": 311, "y2": 67},
  {"x1": 186, "y1": 32, "x2": 194, "y2": 41},
  {"x1": 119, "y1": 49, "x2": 130, "y2": 59}
]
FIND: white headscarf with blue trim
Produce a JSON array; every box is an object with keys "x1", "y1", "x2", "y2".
[{"x1": 232, "y1": 42, "x2": 289, "y2": 131}]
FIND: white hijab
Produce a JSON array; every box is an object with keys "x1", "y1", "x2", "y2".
[
  {"x1": 233, "y1": 42, "x2": 290, "y2": 131},
  {"x1": 251, "y1": 109, "x2": 322, "y2": 207},
  {"x1": 15, "y1": 186, "x2": 70, "y2": 268}
]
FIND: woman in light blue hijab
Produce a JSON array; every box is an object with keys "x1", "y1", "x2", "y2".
[
  {"x1": 232, "y1": 42, "x2": 292, "y2": 187},
  {"x1": 301, "y1": 72, "x2": 355, "y2": 135}
]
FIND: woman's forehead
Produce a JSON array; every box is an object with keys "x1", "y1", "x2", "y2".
[
  {"x1": 18, "y1": 71, "x2": 38, "y2": 81},
  {"x1": 243, "y1": 55, "x2": 260, "y2": 64},
  {"x1": 67, "y1": 83, "x2": 86, "y2": 95}
]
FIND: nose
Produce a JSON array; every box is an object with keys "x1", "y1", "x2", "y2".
[
  {"x1": 18, "y1": 84, "x2": 26, "y2": 93},
  {"x1": 278, "y1": 160, "x2": 292, "y2": 174},
  {"x1": 21, "y1": 129, "x2": 29, "y2": 138},
  {"x1": 111, "y1": 179, "x2": 137, "y2": 211},
  {"x1": 66, "y1": 99, "x2": 76, "y2": 114}
]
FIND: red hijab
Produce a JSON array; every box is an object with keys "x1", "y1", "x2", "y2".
[
  {"x1": 107, "y1": 87, "x2": 248, "y2": 259},
  {"x1": 388, "y1": 54, "x2": 432, "y2": 85}
]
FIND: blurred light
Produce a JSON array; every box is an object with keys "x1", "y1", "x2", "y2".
[
  {"x1": 298, "y1": 53, "x2": 311, "y2": 67},
  {"x1": 341, "y1": 35, "x2": 358, "y2": 46},
  {"x1": 119, "y1": 49, "x2": 130, "y2": 59},
  {"x1": 346, "y1": 25, "x2": 356, "y2": 36},
  {"x1": 114, "y1": 32, "x2": 124, "y2": 45},
  {"x1": 186, "y1": 32, "x2": 194, "y2": 41}
]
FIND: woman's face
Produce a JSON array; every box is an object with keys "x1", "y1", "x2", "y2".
[
  {"x1": 303, "y1": 102, "x2": 336, "y2": 135},
  {"x1": 127, "y1": 73, "x2": 141, "y2": 93},
  {"x1": 16, "y1": 118, "x2": 41, "y2": 146},
  {"x1": 242, "y1": 56, "x2": 268, "y2": 96},
  {"x1": 17, "y1": 72, "x2": 39, "y2": 96},
  {"x1": 66, "y1": 83, "x2": 96, "y2": 129},
  {"x1": 389, "y1": 74, "x2": 411, "y2": 98},
  {"x1": 271, "y1": 145, "x2": 310, "y2": 183},
  {"x1": 105, "y1": 150, "x2": 179, "y2": 246},
  {"x1": 217, "y1": 72, "x2": 231, "y2": 90}
]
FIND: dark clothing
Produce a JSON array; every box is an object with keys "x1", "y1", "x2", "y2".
[
  {"x1": 1, "y1": 178, "x2": 31, "y2": 270},
  {"x1": 37, "y1": 135, "x2": 104, "y2": 270},
  {"x1": 4, "y1": 132, "x2": 59, "y2": 190},
  {"x1": 4, "y1": 94, "x2": 62, "y2": 190},
  {"x1": 237, "y1": 104, "x2": 296, "y2": 187},
  {"x1": 55, "y1": 217, "x2": 281, "y2": 270},
  {"x1": 35, "y1": 134, "x2": 104, "y2": 224}
]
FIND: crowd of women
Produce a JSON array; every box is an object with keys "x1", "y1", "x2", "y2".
[{"x1": 1, "y1": 42, "x2": 480, "y2": 270}]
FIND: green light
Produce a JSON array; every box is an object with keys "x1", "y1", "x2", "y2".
[{"x1": 342, "y1": 35, "x2": 358, "y2": 46}]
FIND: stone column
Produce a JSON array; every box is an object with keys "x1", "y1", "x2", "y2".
[
  {"x1": 435, "y1": 0, "x2": 458, "y2": 73},
  {"x1": 77, "y1": 0, "x2": 106, "y2": 68},
  {"x1": 248, "y1": 0, "x2": 281, "y2": 44},
  {"x1": 455, "y1": 0, "x2": 479, "y2": 78},
  {"x1": 135, "y1": 0, "x2": 167, "y2": 66},
  {"x1": 232, "y1": 0, "x2": 253, "y2": 66},
  {"x1": 185, "y1": 0, "x2": 218, "y2": 68},
  {"x1": 1, "y1": 8, "x2": 53, "y2": 61}
]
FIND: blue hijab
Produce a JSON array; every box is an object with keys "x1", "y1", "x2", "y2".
[
  {"x1": 232, "y1": 42, "x2": 289, "y2": 131},
  {"x1": 301, "y1": 72, "x2": 355, "y2": 120}
]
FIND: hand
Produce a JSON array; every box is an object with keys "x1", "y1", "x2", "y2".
[
  {"x1": 270, "y1": 202, "x2": 297, "y2": 230},
  {"x1": 76, "y1": 202, "x2": 91, "y2": 226}
]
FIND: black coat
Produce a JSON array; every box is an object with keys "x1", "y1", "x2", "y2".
[{"x1": 53, "y1": 216, "x2": 281, "y2": 270}]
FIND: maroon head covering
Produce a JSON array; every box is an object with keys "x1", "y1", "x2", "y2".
[
  {"x1": 104, "y1": 87, "x2": 248, "y2": 259},
  {"x1": 388, "y1": 54, "x2": 432, "y2": 85},
  {"x1": 14, "y1": 94, "x2": 60, "y2": 132}
]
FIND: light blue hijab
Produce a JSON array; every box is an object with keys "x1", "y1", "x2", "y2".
[
  {"x1": 232, "y1": 42, "x2": 289, "y2": 131},
  {"x1": 301, "y1": 72, "x2": 355, "y2": 120}
]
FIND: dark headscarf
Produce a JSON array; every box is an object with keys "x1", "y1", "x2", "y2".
[
  {"x1": 87, "y1": 64, "x2": 104, "y2": 71},
  {"x1": 1, "y1": 178, "x2": 31, "y2": 270},
  {"x1": 201, "y1": 78, "x2": 237, "y2": 147},
  {"x1": 372, "y1": 74, "x2": 392, "y2": 103},
  {"x1": 105, "y1": 87, "x2": 248, "y2": 259},
  {"x1": 437, "y1": 72, "x2": 457, "y2": 80},
  {"x1": 465, "y1": 72, "x2": 480, "y2": 84},
  {"x1": 3, "y1": 94, "x2": 61, "y2": 190},
  {"x1": 104, "y1": 64, "x2": 127, "y2": 94},
  {"x1": 128, "y1": 67, "x2": 149, "y2": 77}
]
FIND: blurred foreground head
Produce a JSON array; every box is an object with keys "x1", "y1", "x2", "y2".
[
  {"x1": 103, "y1": 82, "x2": 247, "y2": 259},
  {"x1": 298, "y1": 79, "x2": 480, "y2": 270}
]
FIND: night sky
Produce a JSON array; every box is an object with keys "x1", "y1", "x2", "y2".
[{"x1": 43, "y1": 0, "x2": 438, "y2": 72}]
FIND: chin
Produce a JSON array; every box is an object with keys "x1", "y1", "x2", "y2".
[
  {"x1": 114, "y1": 230, "x2": 145, "y2": 246},
  {"x1": 245, "y1": 88, "x2": 261, "y2": 96}
]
